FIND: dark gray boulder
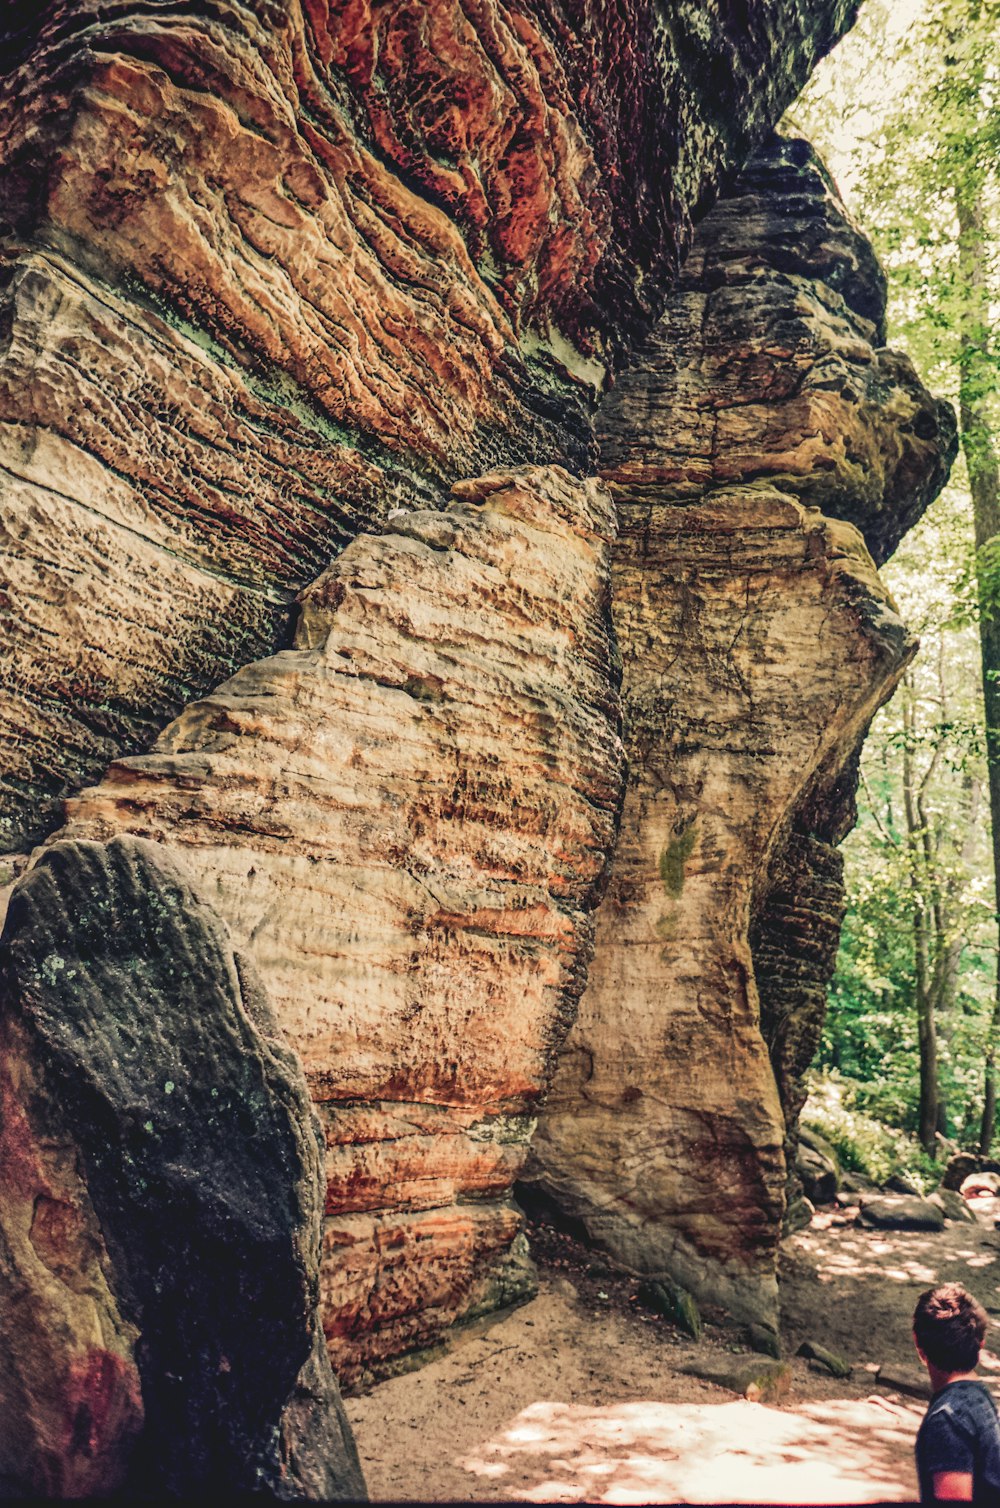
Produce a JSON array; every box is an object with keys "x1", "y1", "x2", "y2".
[
  {"x1": 795, "y1": 1140, "x2": 838, "y2": 1206},
  {"x1": 0, "y1": 836, "x2": 365, "y2": 1500},
  {"x1": 928, "y1": 1188, "x2": 977, "y2": 1224}
]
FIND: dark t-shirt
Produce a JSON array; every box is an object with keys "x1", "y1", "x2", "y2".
[{"x1": 916, "y1": 1379, "x2": 1000, "y2": 1504}]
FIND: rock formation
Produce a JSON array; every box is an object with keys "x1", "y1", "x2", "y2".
[
  {"x1": 0, "y1": 0, "x2": 957, "y2": 1457},
  {"x1": 595, "y1": 139, "x2": 954, "y2": 568},
  {"x1": 523, "y1": 489, "x2": 914, "y2": 1327},
  {"x1": 1, "y1": 0, "x2": 861, "y2": 850},
  {"x1": 56, "y1": 465, "x2": 625, "y2": 1383},
  {"x1": 522, "y1": 138, "x2": 956, "y2": 1326},
  {"x1": 0, "y1": 836, "x2": 364, "y2": 1499},
  {"x1": 753, "y1": 755, "x2": 862, "y2": 1206}
]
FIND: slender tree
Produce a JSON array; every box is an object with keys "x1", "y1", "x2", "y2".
[
  {"x1": 929, "y1": 2, "x2": 1000, "y2": 1148},
  {"x1": 954, "y1": 173, "x2": 1000, "y2": 1145}
]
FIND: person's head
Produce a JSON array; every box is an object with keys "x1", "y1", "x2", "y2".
[{"x1": 913, "y1": 1283, "x2": 988, "y2": 1375}]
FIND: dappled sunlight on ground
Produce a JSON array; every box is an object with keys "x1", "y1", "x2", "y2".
[
  {"x1": 790, "y1": 1225, "x2": 998, "y2": 1293},
  {"x1": 350, "y1": 1220, "x2": 1000, "y2": 1501},
  {"x1": 805, "y1": 1230, "x2": 947, "y2": 1285},
  {"x1": 457, "y1": 1396, "x2": 921, "y2": 1504}
]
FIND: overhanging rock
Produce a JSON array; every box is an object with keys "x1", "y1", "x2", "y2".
[{"x1": 1, "y1": 1, "x2": 862, "y2": 848}]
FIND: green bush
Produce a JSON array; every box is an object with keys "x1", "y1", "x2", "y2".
[{"x1": 801, "y1": 1072, "x2": 938, "y2": 1191}]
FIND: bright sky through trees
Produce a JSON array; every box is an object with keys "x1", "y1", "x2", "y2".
[{"x1": 799, "y1": 0, "x2": 927, "y2": 204}]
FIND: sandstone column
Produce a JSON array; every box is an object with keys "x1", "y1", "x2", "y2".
[{"x1": 524, "y1": 138, "x2": 956, "y2": 1326}]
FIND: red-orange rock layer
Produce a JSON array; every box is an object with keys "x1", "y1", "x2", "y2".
[
  {"x1": 321, "y1": 1103, "x2": 524, "y2": 1216},
  {"x1": 0, "y1": 1011, "x2": 144, "y2": 1497},
  {"x1": 322, "y1": 1204, "x2": 524, "y2": 1384}
]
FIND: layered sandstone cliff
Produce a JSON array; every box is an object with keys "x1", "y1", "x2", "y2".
[
  {"x1": 56, "y1": 465, "x2": 625, "y2": 1384},
  {"x1": 0, "y1": 0, "x2": 860, "y2": 850},
  {"x1": 0, "y1": 0, "x2": 956, "y2": 1486},
  {"x1": 523, "y1": 137, "x2": 956, "y2": 1327}
]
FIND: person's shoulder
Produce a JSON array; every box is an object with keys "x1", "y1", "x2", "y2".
[
  {"x1": 950, "y1": 1379, "x2": 997, "y2": 1405},
  {"x1": 940, "y1": 1381, "x2": 1000, "y2": 1427}
]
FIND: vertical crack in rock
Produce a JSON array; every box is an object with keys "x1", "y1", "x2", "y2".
[
  {"x1": 1, "y1": 1, "x2": 862, "y2": 848},
  {"x1": 0, "y1": 835, "x2": 366, "y2": 1499},
  {"x1": 751, "y1": 749, "x2": 863, "y2": 1208},
  {"x1": 53, "y1": 465, "x2": 626, "y2": 1382},
  {"x1": 523, "y1": 138, "x2": 955, "y2": 1325}
]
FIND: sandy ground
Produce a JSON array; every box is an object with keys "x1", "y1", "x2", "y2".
[{"x1": 346, "y1": 1211, "x2": 1000, "y2": 1503}]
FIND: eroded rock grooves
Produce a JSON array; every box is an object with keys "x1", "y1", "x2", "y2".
[
  {"x1": 523, "y1": 491, "x2": 915, "y2": 1326},
  {"x1": 1, "y1": 0, "x2": 861, "y2": 848},
  {"x1": 524, "y1": 138, "x2": 955, "y2": 1324},
  {"x1": 0, "y1": 837, "x2": 364, "y2": 1499},
  {"x1": 753, "y1": 748, "x2": 865, "y2": 1200},
  {"x1": 596, "y1": 137, "x2": 956, "y2": 567}
]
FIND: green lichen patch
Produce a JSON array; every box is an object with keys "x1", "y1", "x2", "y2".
[{"x1": 660, "y1": 822, "x2": 697, "y2": 897}]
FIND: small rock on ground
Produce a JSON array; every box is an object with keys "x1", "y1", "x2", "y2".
[
  {"x1": 797, "y1": 1340, "x2": 852, "y2": 1379},
  {"x1": 637, "y1": 1278, "x2": 702, "y2": 1339},
  {"x1": 683, "y1": 1358, "x2": 792, "y2": 1404},
  {"x1": 928, "y1": 1188, "x2": 976, "y2": 1223},
  {"x1": 859, "y1": 1196, "x2": 944, "y2": 1232}
]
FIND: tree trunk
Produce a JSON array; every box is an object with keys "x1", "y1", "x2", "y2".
[
  {"x1": 982, "y1": 1046, "x2": 998, "y2": 1153},
  {"x1": 955, "y1": 182, "x2": 1000, "y2": 1156},
  {"x1": 916, "y1": 968, "x2": 939, "y2": 1155},
  {"x1": 902, "y1": 681, "x2": 939, "y2": 1154}
]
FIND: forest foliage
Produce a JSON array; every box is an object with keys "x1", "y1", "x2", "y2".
[{"x1": 787, "y1": 0, "x2": 1000, "y2": 1171}]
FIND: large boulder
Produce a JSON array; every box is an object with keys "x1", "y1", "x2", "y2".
[
  {"x1": 0, "y1": 836, "x2": 364, "y2": 1498},
  {"x1": 54, "y1": 466, "x2": 625, "y2": 1382},
  {"x1": 961, "y1": 1172, "x2": 1000, "y2": 1198},
  {"x1": 796, "y1": 1143, "x2": 839, "y2": 1207},
  {"x1": 798, "y1": 1124, "x2": 843, "y2": 1173},
  {"x1": 859, "y1": 1197, "x2": 945, "y2": 1233}
]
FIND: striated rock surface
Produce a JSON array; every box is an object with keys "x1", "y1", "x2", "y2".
[
  {"x1": 753, "y1": 752, "x2": 862, "y2": 1197},
  {"x1": 523, "y1": 139, "x2": 954, "y2": 1323},
  {"x1": 0, "y1": 250, "x2": 385, "y2": 847},
  {"x1": 523, "y1": 490, "x2": 914, "y2": 1324},
  {"x1": 0, "y1": 836, "x2": 364, "y2": 1499},
  {"x1": 1, "y1": 2, "x2": 862, "y2": 848},
  {"x1": 55, "y1": 465, "x2": 625, "y2": 1381},
  {"x1": 0, "y1": 0, "x2": 956, "y2": 1418},
  {"x1": 596, "y1": 136, "x2": 956, "y2": 566}
]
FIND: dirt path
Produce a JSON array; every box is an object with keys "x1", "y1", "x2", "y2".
[{"x1": 346, "y1": 1213, "x2": 1000, "y2": 1503}]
